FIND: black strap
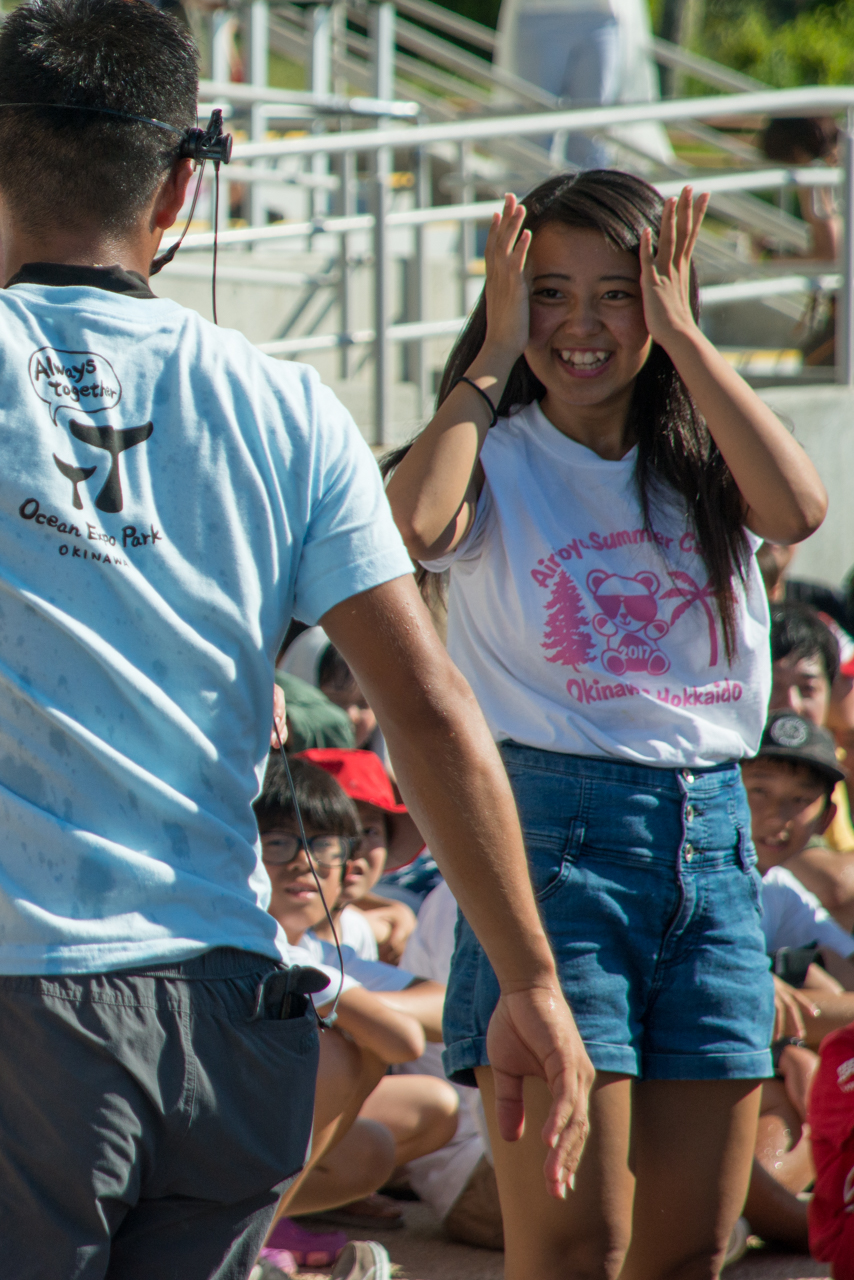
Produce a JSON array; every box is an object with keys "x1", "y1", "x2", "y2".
[{"x1": 453, "y1": 376, "x2": 499, "y2": 429}]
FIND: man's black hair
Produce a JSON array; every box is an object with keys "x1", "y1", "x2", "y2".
[
  {"x1": 254, "y1": 756, "x2": 361, "y2": 838},
  {"x1": 770, "y1": 601, "x2": 839, "y2": 685},
  {"x1": 0, "y1": 0, "x2": 198, "y2": 236}
]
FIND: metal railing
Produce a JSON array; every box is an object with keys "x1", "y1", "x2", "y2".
[{"x1": 174, "y1": 3, "x2": 854, "y2": 442}]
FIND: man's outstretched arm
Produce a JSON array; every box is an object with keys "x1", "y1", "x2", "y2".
[{"x1": 321, "y1": 574, "x2": 594, "y2": 1196}]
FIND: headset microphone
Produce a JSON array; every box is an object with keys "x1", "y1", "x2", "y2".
[{"x1": 179, "y1": 107, "x2": 233, "y2": 166}]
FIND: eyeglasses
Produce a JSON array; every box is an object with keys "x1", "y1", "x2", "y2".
[
  {"x1": 597, "y1": 594, "x2": 657, "y2": 623},
  {"x1": 261, "y1": 833, "x2": 357, "y2": 868}
]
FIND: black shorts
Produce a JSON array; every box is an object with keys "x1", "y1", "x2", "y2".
[{"x1": 0, "y1": 948, "x2": 319, "y2": 1280}]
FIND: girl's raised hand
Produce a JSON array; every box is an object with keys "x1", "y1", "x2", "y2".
[
  {"x1": 483, "y1": 193, "x2": 532, "y2": 360},
  {"x1": 639, "y1": 186, "x2": 709, "y2": 349}
]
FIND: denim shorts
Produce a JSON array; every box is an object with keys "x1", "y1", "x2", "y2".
[{"x1": 443, "y1": 744, "x2": 774, "y2": 1084}]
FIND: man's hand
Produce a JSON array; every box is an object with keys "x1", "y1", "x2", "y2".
[
  {"x1": 271, "y1": 681, "x2": 288, "y2": 749},
  {"x1": 486, "y1": 982, "x2": 594, "y2": 1198}
]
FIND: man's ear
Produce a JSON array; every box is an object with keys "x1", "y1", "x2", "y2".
[
  {"x1": 152, "y1": 158, "x2": 195, "y2": 231},
  {"x1": 818, "y1": 799, "x2": 838, "y2": 836}
]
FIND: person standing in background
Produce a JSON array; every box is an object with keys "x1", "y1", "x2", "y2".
[{"x1": 494, "y1": 0, "x2": 672, "y2": 167}]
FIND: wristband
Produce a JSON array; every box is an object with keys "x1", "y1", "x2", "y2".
[
  {"x1": 771, "y1": 1035, "x2": 806, "y2": 1073},
  {"x1": 453, "y1": 376, "x2": 499, "y2": 429}
]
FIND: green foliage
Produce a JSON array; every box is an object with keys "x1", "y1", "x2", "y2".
[
  {"x1": 268, "y1": 49, "x2": 306, "y2": 91},
  {"x1": 702, "y1": 0, "x2": 854, "y2": 86}
]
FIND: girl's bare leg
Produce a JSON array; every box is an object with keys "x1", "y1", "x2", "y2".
[
  {"x1": 285, "y1": 1118, "x2": 396, "y2": 1215},
  {"x1": 621, "y1": 1080, "x2": 762, "y2": 1280},
  {"x1": 477, "y1": 1066, "x2": 635, "y2": 1280},
  {"x1": 743, "y1": 1159, "x2": 809, "y2": 1250},
  {"x1": 359, "y1": 1074, "x2": 460, "y2": 1166},
  {"x1": 272, "y1": 1030, "x2": 387, "y2": 1226},
  {"x1": 754, "y1": 1079, "x2": 814, "y2": 1194}
]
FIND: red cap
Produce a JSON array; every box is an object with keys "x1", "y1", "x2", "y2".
[{"x1": 295, "y1": 748, "x2": 408, "y2": 814}]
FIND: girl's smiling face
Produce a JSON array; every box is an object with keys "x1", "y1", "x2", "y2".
[
  {"x1": 524, "y1": 223, "x2": 652, "y2": 420},
  {"x1": 262, "y1": 822, "x2": 344, "y2": 943}
]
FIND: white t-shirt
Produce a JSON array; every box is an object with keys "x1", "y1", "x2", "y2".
[
  {"x1": 761, "y1": 866, "x2": 854, "y2": 957},
  {"x1": 401, "y1": 880, "x2": 458, "y2": 985},
  {"x1": 424, "y1": 402, "x2": 770, "y2": 766},
  {"x1": 0, "y1": 268, "x2": 413, "y2": 975},
  {"x1": 298, "y1": 931, "x2": 415, "y2": 992},
  {"x1": 311, "y1": 905, "x2": 378, "y2": 961},
  {"x1": 286, "y1": 938, "x2": 359, "y2": 1003}
]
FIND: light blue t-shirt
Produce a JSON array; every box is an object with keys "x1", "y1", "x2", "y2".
[{"x1": 0, "y1": 271, "x2": 413, "y2": 974}]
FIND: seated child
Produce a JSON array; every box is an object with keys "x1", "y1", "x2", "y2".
[
  {"x1": 742, "y1": 710, "x2": 854, "y2": 983},
  {"x1": 297, "y1": 748, "x2": 425, "y2": 961},
  {"x1": 769, "y1": 605, "x2": 854, "y2": 921},
  {"x1": 741, "y1": 710, "x2": 854, "y2": 1248},
  {"x1": 278, "y1": 627, "x2": 378, "y2": 751},
  {"x1": 808, "y1": 1022, "x2": 854, "y2": 1280},
  {"x1": 398, "y1": 880, "x2": 504, "y2": 1250},
  {"x1": 254, "y1": 756, "x2": 457, "y2": 1229}
]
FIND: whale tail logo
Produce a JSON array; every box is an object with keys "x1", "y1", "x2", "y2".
[
  {"x1": 52, "y1": 454, "x2": 97, "y2": 510},
  {"x1": 68, "y1": 421, "x2": 153, "y2": 513}
]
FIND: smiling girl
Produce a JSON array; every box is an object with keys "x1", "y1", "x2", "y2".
[{"x1": 384, "y1": 170, "x2": 827, "y2": 1280}]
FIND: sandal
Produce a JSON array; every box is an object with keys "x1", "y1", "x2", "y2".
[
  {"x1": 250, "y1": 1260, "x2": 297, "y2": 1280},
  {"x1": 261, "y1": 1217, "x2": 347, "y2": 1268},
  {"x1": 330, "y1": 1240, "x2": 392, "y2": 1280}
]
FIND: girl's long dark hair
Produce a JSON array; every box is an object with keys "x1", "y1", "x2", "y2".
[{"x1": 382, "y1": 169, "x2": 750, "y2": 661}]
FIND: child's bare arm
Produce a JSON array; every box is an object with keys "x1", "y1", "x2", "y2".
[
  {"x1": 354, "y1": 894, "x2": 418, "y2": 963},
  {"x1": 386, "y1": 194, "x2": 531, "y2": 561},
  {"x1": 817, "y1": 947, "x2": 854, "y2": 991},
  {"x1": 639, "y1": 187, "x2": 827, "y2": 545},
  {"x1": 783, "y1": 846, "x2": 854, "y2": 931},
  {"x1": 316, "y1": 986, "x2": 426, "y2": 1064},
  {"x1": 376, "y1": 979, "x2": 446, "y2": 1042}
]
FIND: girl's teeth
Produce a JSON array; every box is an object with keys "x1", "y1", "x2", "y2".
[{"x1": 561, "y1": 350, "x2": 610, "y2": 367}]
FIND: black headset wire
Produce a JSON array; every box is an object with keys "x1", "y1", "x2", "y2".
[
  {"x1": 211, "y1": 162, "x2": 220, "y2": 325},
  {"x1": 150, "y1": 157, "x2": 206, "y2": 276},
  {"x1": 272, "y1": 720, "x2": 345, "y2": 1027}
]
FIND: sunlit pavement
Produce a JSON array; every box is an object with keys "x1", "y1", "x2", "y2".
[{"x1": 293, "y1": 1202, "x2": 832, "y2": 1279}]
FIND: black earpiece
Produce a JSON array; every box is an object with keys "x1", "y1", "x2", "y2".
[{"x1": 179, "y1": 109, "x2": 233, "y2": 166}]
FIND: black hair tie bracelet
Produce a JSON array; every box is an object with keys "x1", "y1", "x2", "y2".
[{"x1": 453, "y1": 376, "x2": 499, "y2": 429}]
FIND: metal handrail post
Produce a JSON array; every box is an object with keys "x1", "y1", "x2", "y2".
[
  {"x1": 371, "y1": 1, "x2": 395, "y2": 446},
  {"x1": 310, "y1": 4, "x2": 333, "y2": 219},
  {"x1": 248, "y1": 0, "x2": 269, "y2": 229},
  {"x1": 837, "y1": 106, "x2": 854, "y2": 386},
  {"x1": 211, "y1": 9, "x2": 234, "y2": 231},
  {"x1": 414, "y1": 145, "x2": 431, "y2": 419},
  {"x1": 373, "y1": 164, "x2": 390, "y2": 445},
  {"x1": 338, "y1": 145, "x2": 356, "y2": 379},
  {"x1": 457, "y1": 140, "x2": 474, "y2": 317}
]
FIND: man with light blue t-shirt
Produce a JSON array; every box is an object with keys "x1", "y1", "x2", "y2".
[{"x1": 0, "y1": 0, "x2": 593, "y2": 1275}]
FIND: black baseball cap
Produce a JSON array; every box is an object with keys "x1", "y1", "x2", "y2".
[{"x1": 754, "y1": 710, "x2": 845, "y2": 786}]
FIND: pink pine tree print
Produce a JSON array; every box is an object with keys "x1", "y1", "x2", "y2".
[{"x1": 542, "y1": 570, "x2": 597, "y2": 670}]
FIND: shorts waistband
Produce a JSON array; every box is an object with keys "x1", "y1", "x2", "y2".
[
  {"x1": 498, "y1": 741, "x2": 739, "y2": 792},
  {"x1": 115, "y1": 947, "x2": 283, "y2": 981}
]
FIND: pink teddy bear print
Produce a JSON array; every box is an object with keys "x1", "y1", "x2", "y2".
[{"x1": 587, "y1": 569, "x2": 671, "y2": 677}]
